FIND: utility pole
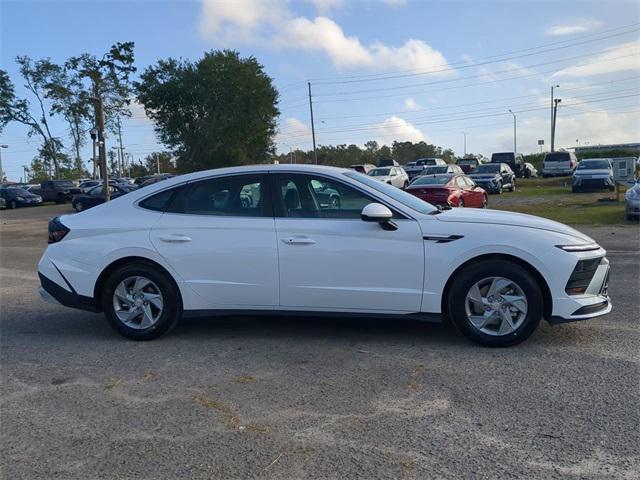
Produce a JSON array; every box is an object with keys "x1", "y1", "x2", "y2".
[
  {"x1": 22, "y1": 165, "x2": 28, "y2": 183},
  {"x1": 462, "y1": 132, "x2": 468, "y2": 156},
  {"x1": 116, "y1": 116, "x2": 125, "y2": 177},
  {"x1": 0, "y1": 144, "x2": 7, "y2": 182},
  {"x1": 508, "y1": 110, "x2": 517, "y2": 153},
  {"x1": 308, "y1": 81, "x2": 318, "y2": 165},
  {"x1": 551, "y1": 98, "x2": 561, "y2": 152},
  {"x1": 157, "y1": 154, "x2": 160, "y2": 174},
  {"x1": 93, "y1": 94, "x2": 110, "y2": 201},
  {"x1": 550, "y1": 84, "x2": 559, "y2": 152},
  {"x1": 90, "y1": 128, "x2": 98, "y2": 179}
]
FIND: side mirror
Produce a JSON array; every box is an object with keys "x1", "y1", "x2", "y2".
[{"x1": 361, "y1": 203, "x2": 397, "y2": 231}]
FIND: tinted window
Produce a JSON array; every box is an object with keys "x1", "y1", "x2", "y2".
[
  {"x1": 457, "y1": 159, "x2": 478, "y2": 165},
  {"x1": 411, "y1": 175, "x2": 453, "y2": 185},
  {"x1": 544, "y1": 152, "x2": 571, "y2": 162},
  {"x1": 491, "y1": 153, "x2": 514, "y2": 163},
  {"x1": 139, "y1": 188, "x2": 179, "y2": 212},
  {"x1": 577, "y1": 160, "x2": 610, "y2": 170},
  {"x1": 423, "y1": 166, "x2": 447, "y2": 174},
  {"x1": 168, "y1": 175, "x2": 266, "y2": 217},
  {"x1": 369, "y1": 168, "x2": 391, "y2": 176},
  {"x1": 276, "y1": 174, "x2": 374, "y2": 219},
  {"x1": 475, "y1": 164, "x2": 500, "y2": 173}
]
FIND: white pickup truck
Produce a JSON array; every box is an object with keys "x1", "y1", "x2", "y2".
[{"x1": 403, "y1": 158, "x2": 447, "y2": 180}]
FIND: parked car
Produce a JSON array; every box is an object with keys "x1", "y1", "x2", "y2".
[
  {"x1": 31, "y1": 180, "x2": 81, "y2": 204},
  {"x1": 0, "y1": 196, "x2": 5, "y2": 208},
  {"x1": 378, "y1": 159, "x2": 399, "y2": 167},
  {"x1": 72, "y1": 184, "x2": 137, "y2": 212},
  {"x1": 404, "y1": 158, "x2": 446, "y2": 179},
  {"x1": 0, "y1": 185, "x2": 43, "y2": 208},
  {"x1": 416, "y1": 164, "x2": 463, "y2": 178},
  {"x1": 38, "y1": 165, "x2": 611, "y2": 347},
  {"x1": 349, "y1": 164, "x2": 376, "y2": 175},
  {"x1": 524, "y1": 163, "x2": 538, "y2": 178},
  {"x1": 543, "y1": 151, "x2": 578, "y2": 177},
  {"x1": 490, "y1": 152, "x2": 526, "y2": 178},
  {"x1": 456, "y1": 157, "x2": 481, "y2": 174},
  {"x1": 367, "y1": 166, "x2": 410, "y2": 188},
  {"x1": 625, "y1": 177, "x2": 640, "y2": 220},
  {"x1": 406, "y1": 174, "x2": 487, "y2": 208},
  {"x1": 572, "y1": 158, "x2": 615, "y2": 193},
  {"x1": 469, "y1": 163, "x2": 516, "y2": 194},
  {"x1": 138, "y1": 174, "x2": 175, "y2": 188}
]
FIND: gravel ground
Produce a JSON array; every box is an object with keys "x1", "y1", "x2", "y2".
[{"x1": 1, "y1": 204, "x2": 639, "y2": 479}]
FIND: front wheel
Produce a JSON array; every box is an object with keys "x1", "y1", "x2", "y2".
[
  {"x1": 447, "y1": 260, "x2": 543, "y2": 347},
  {"x1": 8, "y1": 200, "x2": 17, "y2": 209},
  {"x1": 458, "y1": 198, "x2": 465, "y2": 208},
  {"x1": 482, "y1": 195, "x2": 488, "y2": 208},
  {"x1": 403, "y1": 181, "x2": 409, "y2": 189},
  {"x1": 101, "y1": 262, "x2": 182, "y2": 340},
  {"x1": 74, "y1": 201, "x2": 84, "y2": 212}
]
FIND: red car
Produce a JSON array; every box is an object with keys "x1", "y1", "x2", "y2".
[{"x1": 406, "y1": 174, "x2": 488, "y2": 208}]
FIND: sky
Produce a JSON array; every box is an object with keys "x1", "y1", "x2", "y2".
[{"x1": 1, "y1": 0, "x2": 639, "y2": 181}]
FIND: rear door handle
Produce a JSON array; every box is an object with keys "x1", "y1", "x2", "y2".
[
  {"x1": 282, "y1": 236, "x2": 316, "y2": 245},
  {"x1": 159, "y1": 234, "x2": 192, "y2": 243}
]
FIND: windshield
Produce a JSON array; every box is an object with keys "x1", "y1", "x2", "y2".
[
  {"x1": 423, "y1": 166, "x2": 447, "y2": 174},
  {"x1": 577, "y1": 160, "x2": 610, "y2": 170},
  {"x1": 491, "y1": 153, "x2": 514, "y2": 163},
  {"x1": 368, "y1": 168, "x2": 390, "y2": 176},
  {"x1": 475, "y1": 164, "x2": 500, "y2": 173},
  {"x1": 545, "y1": 152, "x2": 570, "y2": 162},
  {"x1": 344, "y1": 171, "x2": 437, "y2": 214},
  {"x1": 411, "y1": 175, "x2": 452, "y2": 185}
]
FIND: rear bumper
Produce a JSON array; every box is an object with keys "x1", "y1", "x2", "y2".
[{"x1": 38, "y1": 272, "x2": 100, "y2": 312}]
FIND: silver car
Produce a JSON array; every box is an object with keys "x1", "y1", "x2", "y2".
[
  {"x1": 625, "y1": 178, "x2": 640, "y2": 220},
  {"x1": 572, "y1": 158, "x2": 615, "y2": 193},
  {"x1": 367, "y1": 166, "x2": 410, "y2": 188}
]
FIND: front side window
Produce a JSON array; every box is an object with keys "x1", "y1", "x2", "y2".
[
  {"x1": 275, "y1": 173, "x2": 375, "y2": 219},
  {"x1": 167, "y1": 174, "x2": 266, "y2": 217}
]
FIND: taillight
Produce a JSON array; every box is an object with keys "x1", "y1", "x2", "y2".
[{"x1": 48, "y1": 216, "x2": 70, "y2": 244}]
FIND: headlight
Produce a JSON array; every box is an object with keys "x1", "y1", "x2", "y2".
[{"x1": 556, "y1": 243, "x2": 601, "y2": 252}]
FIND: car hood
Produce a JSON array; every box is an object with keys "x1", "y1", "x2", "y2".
[
  {"x1": 371, "y1": 176, "x2": 391, "y2": 182},
  {"x1": 435, "y1": 208, "x2": 593, "y2": 242},
  {"x1": 470, "y1": 174, "x2": 498, "y2": 180},
  {"x1": 574, "y1": 169, "x2": 611, "y2": 176}
]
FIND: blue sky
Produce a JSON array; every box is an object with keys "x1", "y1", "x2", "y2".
[{"x1": 1, "y1": 0, "x2": 639, "y2": 180}]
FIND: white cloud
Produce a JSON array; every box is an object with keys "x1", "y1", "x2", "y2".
[
  {"x1": 552, "y1": 42, "x2": 640, "y2": 78},
  {"x1": 275, "y1": 117, "x2": 311, "y2": 150},
  {"x1": 383, "y1": 0, "x2": 407, "y2": 6},
  {"x1": 128, "y1": 99, "x2": 153, "y2": 125},
  {"x1": 404, "y1": 97, "x2": 420, "y2": 111},
  {"x1": 545, "y1": 19, "x2": 603, "y2": 36},
  {"x1": 199, "y1": 0, "x2": 453, "y2": 74},
  {"x1": 374, "y1": 116, "x2": 426, "y2": 144}
]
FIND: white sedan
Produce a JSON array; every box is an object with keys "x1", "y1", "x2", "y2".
[
  {"x1": 367, "y1": 166, "x2": 410, "y2": 189},
  {"x1": 38, "y1": 165, "x2": 611, "y2": 347}
]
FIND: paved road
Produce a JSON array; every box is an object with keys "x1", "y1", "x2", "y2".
[{"x1": 1, "y1": 205, "x2": 639, "y2": 479}]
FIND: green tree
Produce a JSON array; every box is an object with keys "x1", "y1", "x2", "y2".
[
  {"x1": 136, "y1": 50, "x2": 279, "y2": 173},
  {"x1": 144, "y1": 151, "x2": 176, "y2": 175},
  {"x1": 0, "y1": 69, "x2": 16, "y2": 134}
]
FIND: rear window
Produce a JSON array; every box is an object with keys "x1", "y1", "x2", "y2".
[
  {"x1": 491, "y1": 153, "x2": 514, "y2": 163},
  {"x1": 411, "y1": 175, "x2": 453, "y2": 185},
  {"x1": 52, "y1": 180, "x2": 75, "y2": 187},
  {"x1": 423, "y1": 166, "x2": 447, "y2": 174},
  {"x1": 475, "y1": 164, "x2": 500, "y2": 173},
  {"x1": 544, "y1": 152, "x2": 571, "y2": 163},
  {"x1": 457, "y1": 159, "x2": 477, "y2": 165}
]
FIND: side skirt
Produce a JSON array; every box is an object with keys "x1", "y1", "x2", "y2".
[{"x1": 182, "y1": 309, "x2": 443, "y2": 323}]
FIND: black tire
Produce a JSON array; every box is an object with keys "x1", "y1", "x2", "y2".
[
  {"x1": 572, "y1": 186, "x2": 580, "y2": 193},
  {"x1": 446, "y1": 260, "x2": 543, "y2": 347},
  {"x1": 510, "y1": 181, "x2": 516, "y2": 192},
  {"x1": 55, "y1": 193, "x2": 65, "y2": 204},
  {"x1": 458, "y1": 198, "x2": 465, "y2": 208},
  {"x1": 8, "y1": 200, "x2": 17, "y2": 209},
  {"x1": 482, "y1": 195, "x2": 488, "y2": 208},
  {"x1": 74, "y1": 201, "x2": 83, "y2": 212},
  {"x1": 101, "y1": 262, "x2": 182, "y2": 341},
  {"x1": 497, "y1": 182, "x2": 503, "y2": 194}
]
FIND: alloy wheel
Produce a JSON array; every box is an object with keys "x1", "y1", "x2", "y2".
[
  {"x1": 112, "y1": 276, "x2": 164, "y2": 330},
  {"x1": 464, "y1": 276, "x2": 528, "y2": 336},
  {"x1": 75, "y1": 202, "x2": 83, "y2": 212}
]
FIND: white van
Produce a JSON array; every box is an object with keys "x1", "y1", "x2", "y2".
[{"x1": 543, "y1": 151, "x2": 578, "y2": 177}]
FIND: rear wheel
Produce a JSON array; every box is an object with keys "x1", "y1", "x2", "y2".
[
  {"x1": 101, "y1": 262, "x2": 182, "y2": 340},
  {"x1": 55, "y1": 193, "x2": 65, "y2": 204},
  {"x1": 403, "y1": 181, "x2": 409, "y2": 189},
  {"x1": 482, "y1": 195, "x2": 488, "y2": 208},
  {"x1": 458, "y1": 198, "x2": 465, "y2": 208},
  {"x1": 74, "y1": 201, "x2": 84, "y2": 212},
  {"x1": 447, "y1": 260, "x2": 543, "y2": 347},
  {"x1": 8, "y1": 200, "x2": 17, "y2": 209}
]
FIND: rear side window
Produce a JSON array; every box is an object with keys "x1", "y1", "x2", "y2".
[
  {"x1": 139, "y1": 188, "x2": 180, "y2": 212},
  {"x1": 167, "y1": 174, "x2": 267, "y2": 217},
  {"x1": 545, "y1": 152, "x2": 570, "y2": 162}
]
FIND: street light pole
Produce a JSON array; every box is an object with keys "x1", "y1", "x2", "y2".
[
  {"x1": 508, "y1": 110, "x2": 517, "y2": 153},
  {"x1": 462, "y1": 132, "x2": 469, "y2": 156},
  {"x1": 551, "y1": 84, "x2": 559, "y2": 152},
  {"x1": 0, "y1": 144, "x2": 7, "y2": 182},
  {"x1": 552, "y1": 98, "x2": 562, "y2": 151}
]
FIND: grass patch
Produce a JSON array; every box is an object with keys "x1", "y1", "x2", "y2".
[{"x1": 497, "y1": 199, "x2": 628, "y2": 225}]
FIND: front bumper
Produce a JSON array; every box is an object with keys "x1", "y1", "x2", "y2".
[
  {"x1": 549, "y1": 256, "x2": 611, "y2": 324},
  {"x1": 626, "y1": 198, "x2": 640, "y2": 216},
  {"x1": 573, "y1": 176, "x2": 614, "y2": 190},
  {"x1": 474, "y1": 181, "x2": 500, "y2": 193}
]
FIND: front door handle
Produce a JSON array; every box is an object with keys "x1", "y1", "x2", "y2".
[
  {"x1": 282, "y1": 236, "x2": 316, "y2": 245},
  {"x1": 159, "y1": 234, "x2": 192, "y2": 243}
]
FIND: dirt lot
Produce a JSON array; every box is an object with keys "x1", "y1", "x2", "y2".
[{"x1": 1, "y1": 204, "x2": 639, "y2": 479}]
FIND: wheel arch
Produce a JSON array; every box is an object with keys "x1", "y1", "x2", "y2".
[
  {"x1": 440, "y1": 253, "x2": 552, "y2": 321},
  {"x1": 93, "y1": 256, "x2": 184, "y2": 311}
]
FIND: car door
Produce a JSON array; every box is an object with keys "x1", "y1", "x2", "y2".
[
  {"x1": 272, "y1": 172, "x2": 424, "y2": 312},
  {"x1": 149, "y1": 173, "x2": 279, "y2": 307},
  {"x1": 463, "y1": 176, "x2": 483, "y2": 207}
]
